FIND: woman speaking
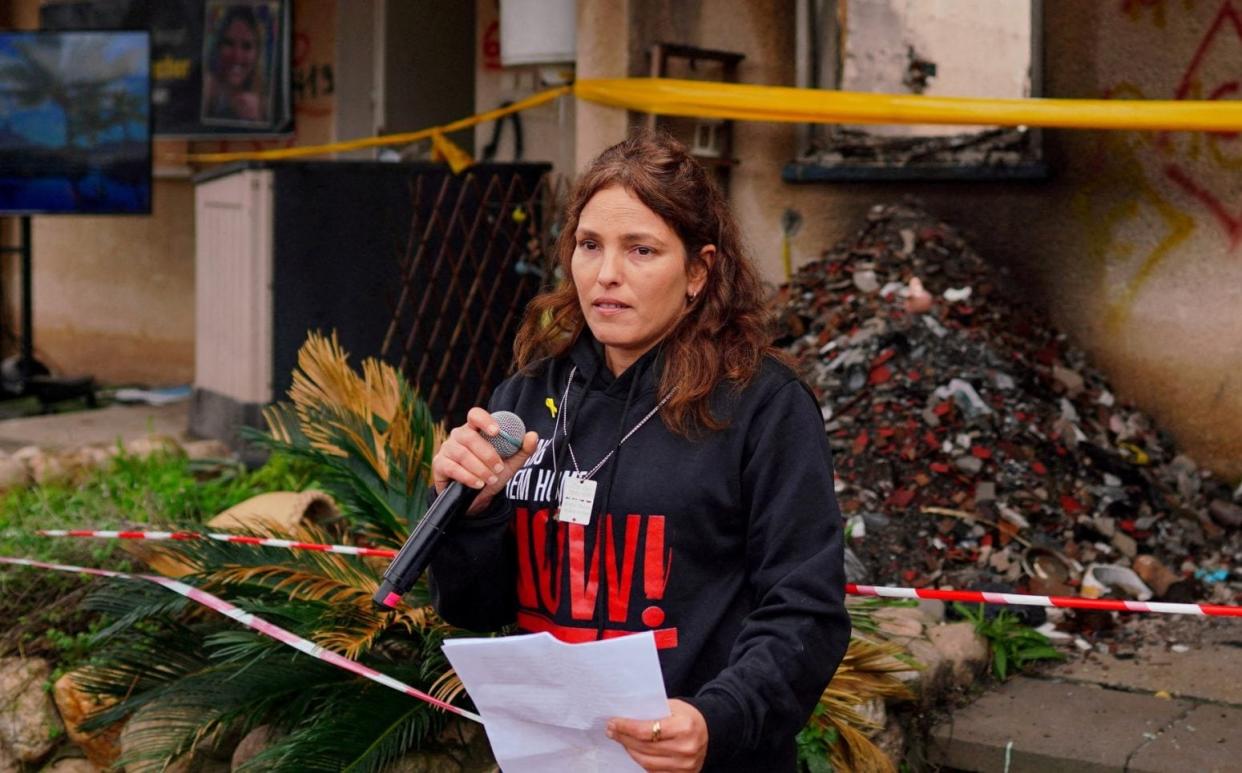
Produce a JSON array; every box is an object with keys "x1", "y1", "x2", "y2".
[{"x1": 429, "y1": 131, "x2": 849, "y2": 772}]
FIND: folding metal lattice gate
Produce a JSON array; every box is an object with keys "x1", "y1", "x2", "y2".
[{"x1": 380, "y1": 165, "x2": 566, "y2": 425}]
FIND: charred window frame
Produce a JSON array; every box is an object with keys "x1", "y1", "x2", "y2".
[{"x1": 785, "y1": 0, "x2": 1047, "y2": 182}]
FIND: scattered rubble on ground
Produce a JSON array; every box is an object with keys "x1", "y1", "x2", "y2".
[
  {"x1": 0, "y1": 658, "x2": 63, "y2": 764},
  {"x1": 797, "y1": 126, "x2": 1034, "y2": 170},
  {"x1": 0, "y1": 436, "x2": 230, "y2": 494},
  {"x1": 778, "y1": 201, "x2": 1242, "y2": 649}
]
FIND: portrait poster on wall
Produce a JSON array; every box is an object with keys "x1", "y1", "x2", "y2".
[
  {"x1": 40, "y1": 0, "x2": 291, "y2": 137},
  {"x1": 200, "y1": 0, "x2": 282, "y2": 128}
]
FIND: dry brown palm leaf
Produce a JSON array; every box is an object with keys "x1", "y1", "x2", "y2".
[
  {"x1": 822, "y1": 637, "x2": 914, "y2": 704},
  {"x1": 289, "y1": 332, "x2": 368, "y2": 421},
  {"x1": 314, "y1": 605, "x2": 402, "y2": 660},
  {"x1": 191, "y1": 522, "x2": 438, "y2": 659},
  {"x1": 808, "y1": 636, "x2": 914, "y2": 773},
  {"x1": 362, "y1": 358, "x2": 402, "y2": 425},
  {"x1": 312, "y1": 598, "x2": 436, "y2": 659},
  {"x1": 303, "y1": 404, "x2": 385, "y2": 474},
  {"x1": 387, "y1": 602, "x2": 433, "y2": 633},
  {"x1": 831, "y1": 720, "x2": 894, "y2": 773},
  {"x1": 208, "y1": 565, "x2": 376, "y2": 606},
  {"x1": 430, "y1": 668, "x2": 467, "y2": 706},
  {"x1": 288, "y1": 334, "x2": 386, "y2": 473},
  {"x1": 278, "y1": 331, "x2": 442, "y2": 492}
]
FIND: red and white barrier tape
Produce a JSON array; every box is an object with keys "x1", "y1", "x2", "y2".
[
  {"x1": 34, "y1": 529, "x2": 398, "y2": 558},
  {"x1": 0, "y1": 556, "x2": 481, "y2": 723},
  {"x1": 23, "y1": 529, "x2": 1242, "y2": 618},
  {"x1": 847, "y1": 583, "x2": 1242, "y2": 618}
]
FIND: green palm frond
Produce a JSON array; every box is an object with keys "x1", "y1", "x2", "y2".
[
  {"x1": 83, "y1": 578, "x2": 198, "y2": 639},
  {"x1": 250, "y1": 407, "x2": 409, "y2": 543},
  {"x1": 236, "y1": 677, "x2": 446, "y2": 773},
  {"x1": 73, "y1": 331, "x2": 472, "y2": 770},
  {"x1": 129, "y1": 523, "x2": 438, "y2": 660},
  {"x1": 80, "y1": 626, "x2": 423, "y2": 769}
]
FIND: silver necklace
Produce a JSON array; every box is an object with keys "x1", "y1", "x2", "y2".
[{"x1": 553, "y1": 364, "x2": 674, "y2": 482}]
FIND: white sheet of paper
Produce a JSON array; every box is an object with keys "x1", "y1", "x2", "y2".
[{"x1": 442, "y1": 631, "x2": 669, "y2": 772}]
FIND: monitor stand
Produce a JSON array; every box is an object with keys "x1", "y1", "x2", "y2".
[{"x1": 0, "y1": 217, "x2": 96, "y2": 412}]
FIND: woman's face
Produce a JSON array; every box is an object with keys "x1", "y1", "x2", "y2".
[
  {"x1": 218, "y1": 19, "x2": 258, "y2": 88},
  {"x1": 572, "y1": 185, "x2": 709, "y2": 374}
]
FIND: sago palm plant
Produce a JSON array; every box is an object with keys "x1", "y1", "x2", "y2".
[{"x1": 74, "y1": 333, "x2": 468, "y2": 771}]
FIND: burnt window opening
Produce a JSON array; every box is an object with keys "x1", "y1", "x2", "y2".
[{"x1": 786, "y1": 0, "x2": 1046, "y2": 182}]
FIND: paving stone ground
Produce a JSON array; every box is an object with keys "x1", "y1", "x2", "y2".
[
  {"x1": 930, "y1": 678, "x2": 1195, "y2": 772},
  {"x1": 1046, "y1": 623, "x2": 1242, "y2": 706},
  {"x1": 0, "y1": 401, "x2": 190, "y2": 452},
  {"x1": 931, "y1": 618, "x2": 1242, "y2": 772}
]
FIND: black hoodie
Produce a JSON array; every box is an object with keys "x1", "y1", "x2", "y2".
[{"x1": 430, "y1": 333, "x2": 849, "y2": 771}]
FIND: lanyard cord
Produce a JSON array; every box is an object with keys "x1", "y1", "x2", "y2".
[
  {"x1": 551, "y1": 365, "x2": 674, "y2": 482},
  {"x1": 549, "y1": 366, "x2": 576, "y2": 483}
]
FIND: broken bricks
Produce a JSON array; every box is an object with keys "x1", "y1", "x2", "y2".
[{"x1": 780, "y1": 202, "x2": 1241, "y2": 645}]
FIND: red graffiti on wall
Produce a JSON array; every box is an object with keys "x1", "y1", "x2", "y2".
[
  {"x1": 1172, "y1": 1, "x2": 1242, "y2": 99},
  {"x1": 482, "y1": 21, "x2": 502, "y2": 71},
  {"x1": 1161, "y1": 1, "x2": 1242, "y2": 246},
  {"x1": 1165, "y1": 164, "x2": 1242, "y2": 246}
]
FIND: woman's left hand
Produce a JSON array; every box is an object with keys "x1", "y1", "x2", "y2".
[{"x1": 607, "y1": 698, "x2": 708, "y2": 772}]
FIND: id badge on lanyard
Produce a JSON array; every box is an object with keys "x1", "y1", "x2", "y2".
[
  {"x1": 550, "y1": 364, "x2": 671, "y2": 526},
  {"x1": 558, "y1": 474, "x2": 597, "y2": 525}
]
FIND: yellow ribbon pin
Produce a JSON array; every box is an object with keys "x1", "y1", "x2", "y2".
[{"x1": 545, "y1": 397, "x2": 558, "y2": 418}]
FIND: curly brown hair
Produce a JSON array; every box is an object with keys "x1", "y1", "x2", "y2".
[{"x1": 514, "y1": 130, "x2": 783, "y2": 435}]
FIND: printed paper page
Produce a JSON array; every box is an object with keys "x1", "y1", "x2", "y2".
[{"x1": 442, "y1": 631, "x2": 669, "y2": 772}]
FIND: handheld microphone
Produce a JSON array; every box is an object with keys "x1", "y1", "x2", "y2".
[{"x1": 372, "y1": 410, "x2": 527, "y2": 609}]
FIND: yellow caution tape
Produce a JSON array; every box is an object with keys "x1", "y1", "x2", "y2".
[
  {"x1": 182, "y1": 85, "x2": 571, "y2": 164},
  {"x1": 181, "y1": 77, "x2": 1242, "y2": 167},
  {"x1": 575, "y1": 78, "x2": 1242, "y2": 132},
  {"x1": 429, "y1": 130, "x2": 475, "y2": 174}
]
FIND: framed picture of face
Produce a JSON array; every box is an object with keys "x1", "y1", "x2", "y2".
[{"x1": 200, "y1": 0, "x2": 280, "y2": 128}]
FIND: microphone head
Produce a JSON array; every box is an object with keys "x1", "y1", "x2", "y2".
[{"x1": 488, "y1": 411, "x2": 526, "y2": 459}]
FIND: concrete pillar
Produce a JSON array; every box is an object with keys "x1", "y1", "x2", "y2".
[{"x1": 575, "y1": 0, "x2": 631, "y2": 172}]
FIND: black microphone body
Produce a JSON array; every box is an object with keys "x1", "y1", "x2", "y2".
[
  {"x1": 373, "y1": 481, "x2": 480, "y2": 608},
  {"x1": 373, "y1": 410, "x2": 526, "y2": 608}
]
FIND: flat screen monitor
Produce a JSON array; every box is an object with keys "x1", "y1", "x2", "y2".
[{"x1": 0, "y1": 30, "x2": 152, "y2": 215}]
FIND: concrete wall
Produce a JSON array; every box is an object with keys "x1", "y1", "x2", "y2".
[
  {"x1": 840, "y1": 0, "x2": 1031, "y2": 136},
  {"x1": 474, "y1": 0, "x2": 576, "y2": 175},
  {"x1": 578, "y1": 0, "x2": 1242, "y2": 480}
]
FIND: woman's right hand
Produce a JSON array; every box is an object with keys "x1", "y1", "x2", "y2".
[{"x1": 432, "y1": 407, "x2": 538, "y2": 515}]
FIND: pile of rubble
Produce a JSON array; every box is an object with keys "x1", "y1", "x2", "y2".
[{"x1": 779, "y1": 202, "x2": 1241, "y2": 633}]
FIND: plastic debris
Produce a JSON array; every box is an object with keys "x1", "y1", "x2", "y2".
[
  {"x1": 1080, "y1": 564, "x2": 1154, "y2": 602},
  {"x1": 773, "y1": 202, "x2": 1240, "y2": 646}
]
